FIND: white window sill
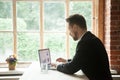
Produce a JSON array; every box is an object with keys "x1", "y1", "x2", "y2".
[
  {"x1": 0, "y1": 67, "x2": 26, "y2": 80},
  {"x1": 0, "y1": 61, "x2": 32, "y2": 68}
]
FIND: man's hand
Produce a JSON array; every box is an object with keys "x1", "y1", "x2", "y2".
[
  {"x1": 51, "y1": 58, "x2": 67, "y2": 68},
  {"x1": 50, "y1": 63, "x2": 57, "y2": 68},
  {"x1": 56, "y1": 58, "x2": 67, "y2": 63}
]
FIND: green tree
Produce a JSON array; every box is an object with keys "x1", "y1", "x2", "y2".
[
  {"x1": 0, "y1": 1, "x2": 12, "y2": 18},
  {"x1": 44, "y1": 2, "x2": 65, "y2": 31},
  {"x1": 17, "y1": 2, "x2": 40, "y2": 30}
]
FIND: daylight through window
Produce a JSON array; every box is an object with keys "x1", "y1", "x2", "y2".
[{"x1": 0, "y1": 0, "x2": 92, "y2": 62}]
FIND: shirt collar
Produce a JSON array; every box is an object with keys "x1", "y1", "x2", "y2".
[{"x1": 78, "y1": 31, "x2": 87, "y2": 42}]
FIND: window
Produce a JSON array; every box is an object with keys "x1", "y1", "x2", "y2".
[
  {"x1": 16, "y1": 1, "x2": 40, "y2": 61},
  {"x1": 0, "y1": 0, "x2": 100, "y2": 62},
  {"x1": 0, "y1": 1, "x2": 13, "y2": 62}
]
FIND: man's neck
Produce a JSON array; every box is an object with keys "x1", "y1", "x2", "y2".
[{"x1": 78, "y1": 29, "x2": 87, "y2": 39}]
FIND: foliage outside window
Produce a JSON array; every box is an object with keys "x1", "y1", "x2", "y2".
[{"x1": 0, "y1": 0, "x2": 92, "y2": 62}]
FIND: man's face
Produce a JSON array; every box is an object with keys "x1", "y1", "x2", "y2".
[{"x1": 68, "y1": 24, "x2": 78, "y2": 41}]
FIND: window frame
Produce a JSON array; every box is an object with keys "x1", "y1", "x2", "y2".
[
  {"x1": 92, "y1": 0, "x2": 104, "y2": 42},
  {"x1": 0, "y1": 0, "x2": 104, "y2": 64}
]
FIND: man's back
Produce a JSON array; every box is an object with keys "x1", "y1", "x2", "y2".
[
  {"x1": 78, "y1": 31, "x2": 112, "y2": 80},
  {"x1": 57, "y1": 31, "x2": 112, "y2": 80}
]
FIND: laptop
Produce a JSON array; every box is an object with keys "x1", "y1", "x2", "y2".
[{"x1": 38, "y1": 48, "x2": 56, "y2": 70}]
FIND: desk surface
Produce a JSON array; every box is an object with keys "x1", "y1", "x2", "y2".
[{"x1": 19, "y1": 62, "x2": 88, "y2": 80}]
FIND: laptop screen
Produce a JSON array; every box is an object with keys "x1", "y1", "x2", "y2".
[{"x1": 38, "y1": 48, "x2": 51, "y2": 65}]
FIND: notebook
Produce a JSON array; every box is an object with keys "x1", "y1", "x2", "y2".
[{"x1": 38, "y1": 48, "x2": 56, "y2": 70}]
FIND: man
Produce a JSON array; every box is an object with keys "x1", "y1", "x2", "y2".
[{"x1": 52, "y1": 14, "x2": 113, "y2": 80}]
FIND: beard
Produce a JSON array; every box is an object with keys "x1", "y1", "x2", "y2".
[{"x1": 72, "y1": 32, "x2": 78, "y2": 41}]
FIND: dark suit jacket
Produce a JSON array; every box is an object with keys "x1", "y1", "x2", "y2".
[{"x1": 57, "y1": 31, "x2": 112, "y2": 80}]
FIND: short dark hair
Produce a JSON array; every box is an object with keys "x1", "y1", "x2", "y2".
[{"x1": 66, "y1": 14, "x2": 87, "y2": 29}]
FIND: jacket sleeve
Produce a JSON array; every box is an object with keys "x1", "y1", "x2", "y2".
[{"x1": 57, "y1": 41, "x2": 89, "y2": 74}]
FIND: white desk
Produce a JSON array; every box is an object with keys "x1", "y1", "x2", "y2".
[{"x1": 19, "y1": 62, "x2": 88, "y2": 80}]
